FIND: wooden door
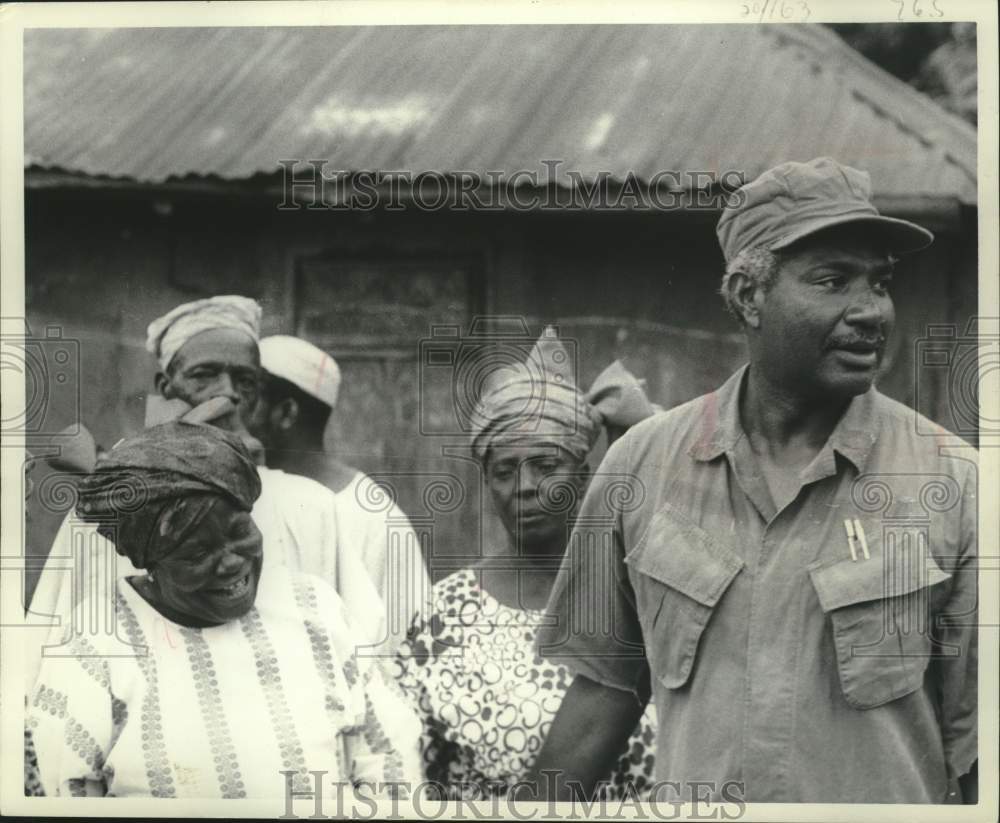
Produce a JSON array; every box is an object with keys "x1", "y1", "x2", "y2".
[{"x1": 294, "y1": 253, "x2": 488, "y2": 579}]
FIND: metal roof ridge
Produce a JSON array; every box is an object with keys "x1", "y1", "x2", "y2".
[{"x1": 769, "y1": 23, "x2": 976, "y2": 174}]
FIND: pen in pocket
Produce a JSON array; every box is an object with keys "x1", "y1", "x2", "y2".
[
  {"x1": 843, "y1": 518, "x2": 871, "y2": 562},
  {"x1": 844, "y1": 519, "x2": 858, "y2": 561},
  {"x1": 853, "y1": 518, "x2": 870, "y2": 560}
]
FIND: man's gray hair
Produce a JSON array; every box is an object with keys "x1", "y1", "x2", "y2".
[{"x1": 719, "y1": 246, "x2": 781, "y2": 320}]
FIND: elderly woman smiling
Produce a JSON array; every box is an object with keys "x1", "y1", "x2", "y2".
[{"x1": 28, "y1": 421, "x2": 419, "y2": 799}]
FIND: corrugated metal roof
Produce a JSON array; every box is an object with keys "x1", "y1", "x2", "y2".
[{"x1": 24, "y1": 25, "x2": 976, "y2": 203}]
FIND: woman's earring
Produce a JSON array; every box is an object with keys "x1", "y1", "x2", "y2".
[{"x1": 147, "y1": 571, "x2": 156, "y2": 584}]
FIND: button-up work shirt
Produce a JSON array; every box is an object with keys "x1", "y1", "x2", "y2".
[{"x1": 539, "y1": 366, "x2": 977, "y2": 803}]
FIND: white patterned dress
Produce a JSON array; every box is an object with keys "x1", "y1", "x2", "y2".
[
  {"x1": 394, "y1": 568, "x2": 657, "y2": 798},
  {"x1": 28, "y1": 563, "x2": 421, "y2": 798}
]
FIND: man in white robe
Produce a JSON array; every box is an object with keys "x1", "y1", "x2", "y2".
[{"x1": 250, "y1": 335, "x2": 433, "y2": 637}]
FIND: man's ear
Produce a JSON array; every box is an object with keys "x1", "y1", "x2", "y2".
[
  {"x1": 154, "y1": 371, "x2": 173, "y2": 398},
  {"x1": 273, "y1": 398, "x2": 300, "y2": 432},
  {"x1": 728, "y1": 271, "x2": 763, "y2": 329}
]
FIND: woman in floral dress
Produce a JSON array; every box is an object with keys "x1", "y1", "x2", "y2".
[{"x1": 395, "y1": 331, "x2": 659, "y2": 799}]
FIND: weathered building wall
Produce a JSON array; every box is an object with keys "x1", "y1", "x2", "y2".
[{"x1": 23, "y1": 189, "x2": 978, "y2": 593}]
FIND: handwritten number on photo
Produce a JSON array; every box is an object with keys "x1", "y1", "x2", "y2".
[
  {"x1": 891, "y1": 0, "x2": 946, "y2": 20},
  {"x1": 739, "y1": 1, "x2": 811, "y2": 23}
]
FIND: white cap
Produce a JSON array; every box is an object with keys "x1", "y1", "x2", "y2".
[{"x1": 259, "y1": 335, "x2": 341, "y2": 409}]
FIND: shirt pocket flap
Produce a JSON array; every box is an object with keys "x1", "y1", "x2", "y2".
[
  {"x1": 624, "y1": 505, "x2": 744, "y2": 690},
  {"x1": 809, "y1": 544, "x2": 951, "y2": 613},
  {"x1": 626, "y1": 504, "x2": 745, "y2": 607},
  {"x1": 808, "y1": 540, "x2": 952, "y2": 710}
]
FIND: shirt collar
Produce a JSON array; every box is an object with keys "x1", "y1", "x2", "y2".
[
  {"x1": 688, "y1": 365, "x2": 747, "y2": 462},
  {"x1": 826, "y1": 386, "x2": 878, "y2": 474},
  {"x1": 689, "y1": 364, "x2": 879, "y2": 474}
]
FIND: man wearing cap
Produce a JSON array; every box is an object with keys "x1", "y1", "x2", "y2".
[
  {"x1": 526, "y1": 158, "x2": 977, "y2": 803},
  {"x1": 26, "y1": 297, "x2": 404, "y2": 695},
  {"x1": 248, "y1": 334, "x2": 432, "y2": 632}
]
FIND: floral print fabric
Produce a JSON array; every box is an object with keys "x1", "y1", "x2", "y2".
[{"x1": 394, "y1": 568, "x2": 656, "y2": 798}]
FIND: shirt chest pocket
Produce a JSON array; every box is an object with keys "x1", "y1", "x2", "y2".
[
  {"x1": 808, "y1": 544, "x2": 951, "y2": 710},
  {"x1": 624, "y1": 506, "x2": 744, "y2": 690}
]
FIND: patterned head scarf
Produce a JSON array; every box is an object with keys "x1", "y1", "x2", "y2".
[
  {"x1": 469, "y1": 328, "x2": 659, "y2": 463},
  {"x1": 75, "y1": 421, "x2": 262, "y2": 569},
  {"x1": 145, "y1": 295, "x2": 262, "y2": 372}
]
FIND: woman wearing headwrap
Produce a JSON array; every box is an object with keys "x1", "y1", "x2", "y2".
[
  {"x1": 394, "y1": 329, "x2": 659, "y2": 799},
  {"x1": 27, "y1": 421, "x2": 420, "y2": 799}
]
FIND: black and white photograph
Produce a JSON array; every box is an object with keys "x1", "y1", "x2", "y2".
[{"x1": 1, "y1": 2, "x2": 996, "y2": 819}]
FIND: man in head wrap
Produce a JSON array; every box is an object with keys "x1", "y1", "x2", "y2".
[
  {"x1": 146, "y1": 294, "x2": 262, "y2": 406},
  {"x1": 248, "y1": 334, "x2": 432, "y2": 631},
  {"x1": 143, "y1": 296, "x2": 265, "y2": 450},
  {"x1": 26, "y1": 296, "x2": 401, "y2": 696}
]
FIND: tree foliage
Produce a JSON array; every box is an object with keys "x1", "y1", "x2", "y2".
[{"x1": 828, "y1": 23, "x2": 977, "y2": 125}]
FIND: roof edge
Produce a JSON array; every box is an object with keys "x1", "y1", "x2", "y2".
[
  {"x1": 774, "y1": 24, "x2": 976, "y2": 176},
  {"x1": 25, "y1": 166, "x2": 977, "y2": 220}
]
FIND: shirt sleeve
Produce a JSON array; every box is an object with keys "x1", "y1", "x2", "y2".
[
  {"x1": 357, "y1": 479, "x2": 434, "y2": 645},
  {"x1": 343, "y1": 655, "x2": 424, "y2": 797},
  {"x1": 536, "y1": 434, "x2": 651, "y2": 700},
  {"x1": 308, "y1": 577, "x2": 422, "y2": 796},
  {"x1": 933, "y1": 459, "x2": 978, "y2": 780},
  {"x1": 27, "y1": 633, "x2": 114, "y2": 797},
  {"x1": 386, "y1": 501, "x2": 435, "y2": 630},
  {"x1": 283, "y1": 477, "x2": 395, "y2": 663}
]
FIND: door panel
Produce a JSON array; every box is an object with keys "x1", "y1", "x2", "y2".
[{"x1": 295, "y1": 254, "x2": 488, "y2": 578}]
